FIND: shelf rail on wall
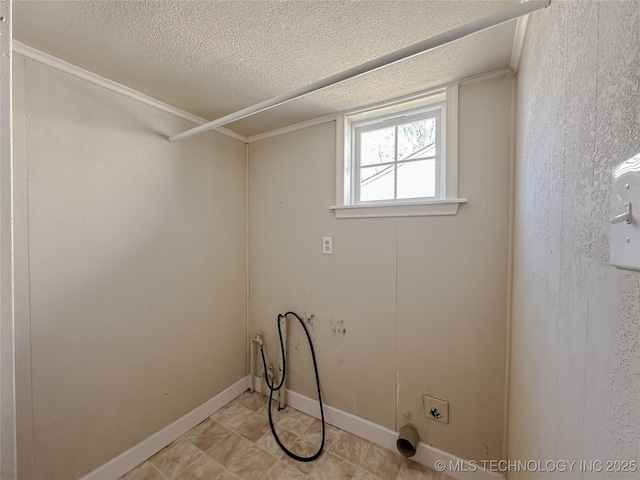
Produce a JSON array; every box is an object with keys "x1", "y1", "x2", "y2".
[{"x1": 168, "y1": 0, "x2": 550, "y2": 143}]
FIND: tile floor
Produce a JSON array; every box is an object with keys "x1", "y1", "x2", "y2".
[{"x1": 120, "y1": 391, "x2": 454, "y2": 480}]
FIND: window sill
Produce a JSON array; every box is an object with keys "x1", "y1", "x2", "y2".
[{"x1": 329, "y1": 198, "x2": 467, "y2": 219}]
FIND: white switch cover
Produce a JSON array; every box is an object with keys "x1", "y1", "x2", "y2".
[
  {"x1": 610, "y1": 152, "x2": 640, "y2": 270},
  {"x1": 322, "y1": 236, "x2": 333, "y2": 255}
]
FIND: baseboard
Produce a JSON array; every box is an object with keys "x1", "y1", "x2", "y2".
[
  {"x1": 83, "y1": 375, "x2": 501, "y2": 480},
  {"x1": 79, "y1": 376, "x2": 249, "y2": 480},
  {"x1": 274, "y1": 381, "x2": 503, "y2": 480}
]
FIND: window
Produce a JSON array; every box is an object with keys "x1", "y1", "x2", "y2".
[
  {"x1": 331, "y1": 85, "x2": 466, "y2": 218},
  {"x1": 355, "y1": 109, "x2": 441, "y2": 203}
]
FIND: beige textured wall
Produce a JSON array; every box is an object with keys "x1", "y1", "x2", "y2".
[
  {"x1": 13, "y1": 55, "x2": 247, "y2": 480},
  {"x1": 249, "y1": 73, "x2": 513, "y2": 462},
  {"x1": 510, "y1": 1, "x2": 640, "y2": 477}
]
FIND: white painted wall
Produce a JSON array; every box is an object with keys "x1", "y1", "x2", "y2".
[
  {"x1": 12, "y1": 55, "x2": 247, "y2": 480},
  {"x1": 249, "y1": 73, "x2": 513, "y2": 462},
  {"x1": 509, "y1": 1, "x2": 640, "y2": 477}
]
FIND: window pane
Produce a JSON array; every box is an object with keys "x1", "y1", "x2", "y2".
[
  {"x1": 360, "y1": 164, "x2": 395, "y2": 201},
  {"x1": 397, "y1": 159, "x2": 436, "y2": 199},
  {"x1": 397, "y1": 117, "x2": 437, "y2": 161},
  {"x1": 360, "y1": 127, "x2": 395, "y2": 166}
]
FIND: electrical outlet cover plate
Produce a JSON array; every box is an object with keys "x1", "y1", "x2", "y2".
[
  {"x1": 322, "y1": 236, "x2": 333, "y2": 255},
  {"x1": 423, "y1": 395, "x2": 449, "y2": 424}
]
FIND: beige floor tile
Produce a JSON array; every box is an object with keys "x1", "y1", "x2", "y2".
[
  {"x1": 211, "y1": 401, "x2": 254, "y2": 429},
  {"x1": 183, "y1": 418, "x2": 230, "y2": 451},
  {"x1": 207, "y1": 432, "x2": 253, "y2": 468},
  {"x1": 173, "y1": 454, "x2": 225, "y2": 480},
  {"x1": 433, "y1": 471, "x2": 456, "y2": 480},
  {"x1": 354, "y1": 468, "x2": 384, "y2": 480},
  {"x1": 329, "y1": 430, "x2": 372, "y2": 465},
  {"x1": 216, "y1": 470, "x2": 240, "y2": 480},
  {"x1": 118, "y1": 461, "x2": 164, "y2": 480},
  {"x1": 226, "y1": 444, "x2": 277, "y2": 479},
  {"x1": 276, "y1": 409, "x2": 316, "y2": 437},
  {"x1": 281, "y1": 438, "x2": 323, "y2": 475},
  {"x1": 259, "y1": 403, "x2": 295, "y2": 423},
  {"x1": 360, "y1": 443, "x2": 403, "y2": 480},
  {"x1": 309, "y1": 451, "x2": 358, "y2": 480},
  {"x1": 149, "y1": 439, "x2": 203, "y2": 479},
  {"x1": 235, "y1": 412, "x2": 272, "y2": 442},
  {"x1": 267, "y1": 460, "x2": 310, "y2": 480},
  {"x1": 236, "y1": 390, "x2": 268, "y2": 412},
  {"x1": 396, "y1": 460, "x2": 436, "y2": 480},
  {"x1": 118, "y1": 393, "x2": 448, "y2": 480},
  {"x1": 255, "y1": 428, "x2": 299, "y2": 458},
  {"x1": 304, "y1": 419, "x2": 341, "y2": 448}
]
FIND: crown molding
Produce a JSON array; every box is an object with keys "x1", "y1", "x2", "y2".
[
  {"x1": 246, "y1": 114, "x2": 337, "y2": 143},
  {"x1": 12, "y1": 41, "x2": 520, "y2": 145},
  {"x1": 509, "y1": 1, "x2": 532, "y2": 71},
  {"x1": 12, "y1": 41, "x2": 248, "y2": 143}
]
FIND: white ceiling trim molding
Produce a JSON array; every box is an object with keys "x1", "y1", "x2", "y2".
[
  {"x1": 10, "y1": 41, "x2": 515, "y2": 146},
  {"x1": 458, "y1": 67, "x2": 514, "y2": 85},
  {"x1": 246, "y1": 67, "x2": 514, "y2": 144},
  {"x1": 245, "y1": 114, "x2": 337, "y2": 143},
  {"x1": 169, "y1": 0, "x2": 550, "y2": 143},
  {"x1": 509, "y1": 1, "x2": 533, "y2": 71},
  {"x1": 10, "y1": 41, "x2": 518, "y2": 147},
  {"x1": 11, "y1": 41, "x2": 249, "y2": 143}
]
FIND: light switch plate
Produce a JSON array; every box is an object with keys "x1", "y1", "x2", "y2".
[{"x1": 610, "y1": 152, "x2": 640, "y2": 271}]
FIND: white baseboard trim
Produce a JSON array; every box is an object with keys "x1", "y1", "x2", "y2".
[
  {"x1": 79, "y1": 376, "x2": 249, "y2": 480},
  {"x1": 280, "y1": 384, "x2": 503, "y2": 480},
  {"x1": 83, "y1": 374, "x2": 501, "y2": 480}
]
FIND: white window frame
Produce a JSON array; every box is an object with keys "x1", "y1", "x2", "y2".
[{"x1": 331, "y1": 85, "x2": 466, "y2": 218}]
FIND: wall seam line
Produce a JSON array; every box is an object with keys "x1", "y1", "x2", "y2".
[
  {"x1": 245, "y1": 143, "x2": 251, "y2": 377},
  {"x1": 25, "y1": 60, "x2": 36, "y2": 480},
  {"x1": 18, "y1": 54, "x2": 36, "y2": 480},
  {"x1": 394, "y1": 220, "x2": 398, "y2": 432},
  {"x1": 502, "y1": 71, "x2": 517, "y2": 467}
]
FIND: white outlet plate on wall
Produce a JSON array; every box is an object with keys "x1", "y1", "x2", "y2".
[
  {"x1": 423, "y1": 395, "x2": 449, "y2": 424},
  {"x1": 610, "y1": 152, "x2": 640, "y2": 270},
  {"x1": 322, "y1": 236, "x2": 333, "y2": 255}
]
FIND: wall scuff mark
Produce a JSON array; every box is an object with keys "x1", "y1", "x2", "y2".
[{"x1": 329, "y1": 316, "x2": 347, "y2": 338}]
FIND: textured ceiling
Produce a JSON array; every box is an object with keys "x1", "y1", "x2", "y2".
[{"x1": 13, "y1": 1, "x2": 519, "y2": 137}]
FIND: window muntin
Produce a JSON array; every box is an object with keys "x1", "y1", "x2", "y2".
[{"x1": 353, "y1": 108, "x2": 442, "y2": 204}]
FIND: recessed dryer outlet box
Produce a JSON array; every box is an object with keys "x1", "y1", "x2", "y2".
[{"x1": 423, "y1": 395, "x2": 449, "y2": 424}]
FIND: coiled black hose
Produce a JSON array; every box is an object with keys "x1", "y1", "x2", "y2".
[{"x1": 260, "y1": 311, "x2": 325, "y2": 462}]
